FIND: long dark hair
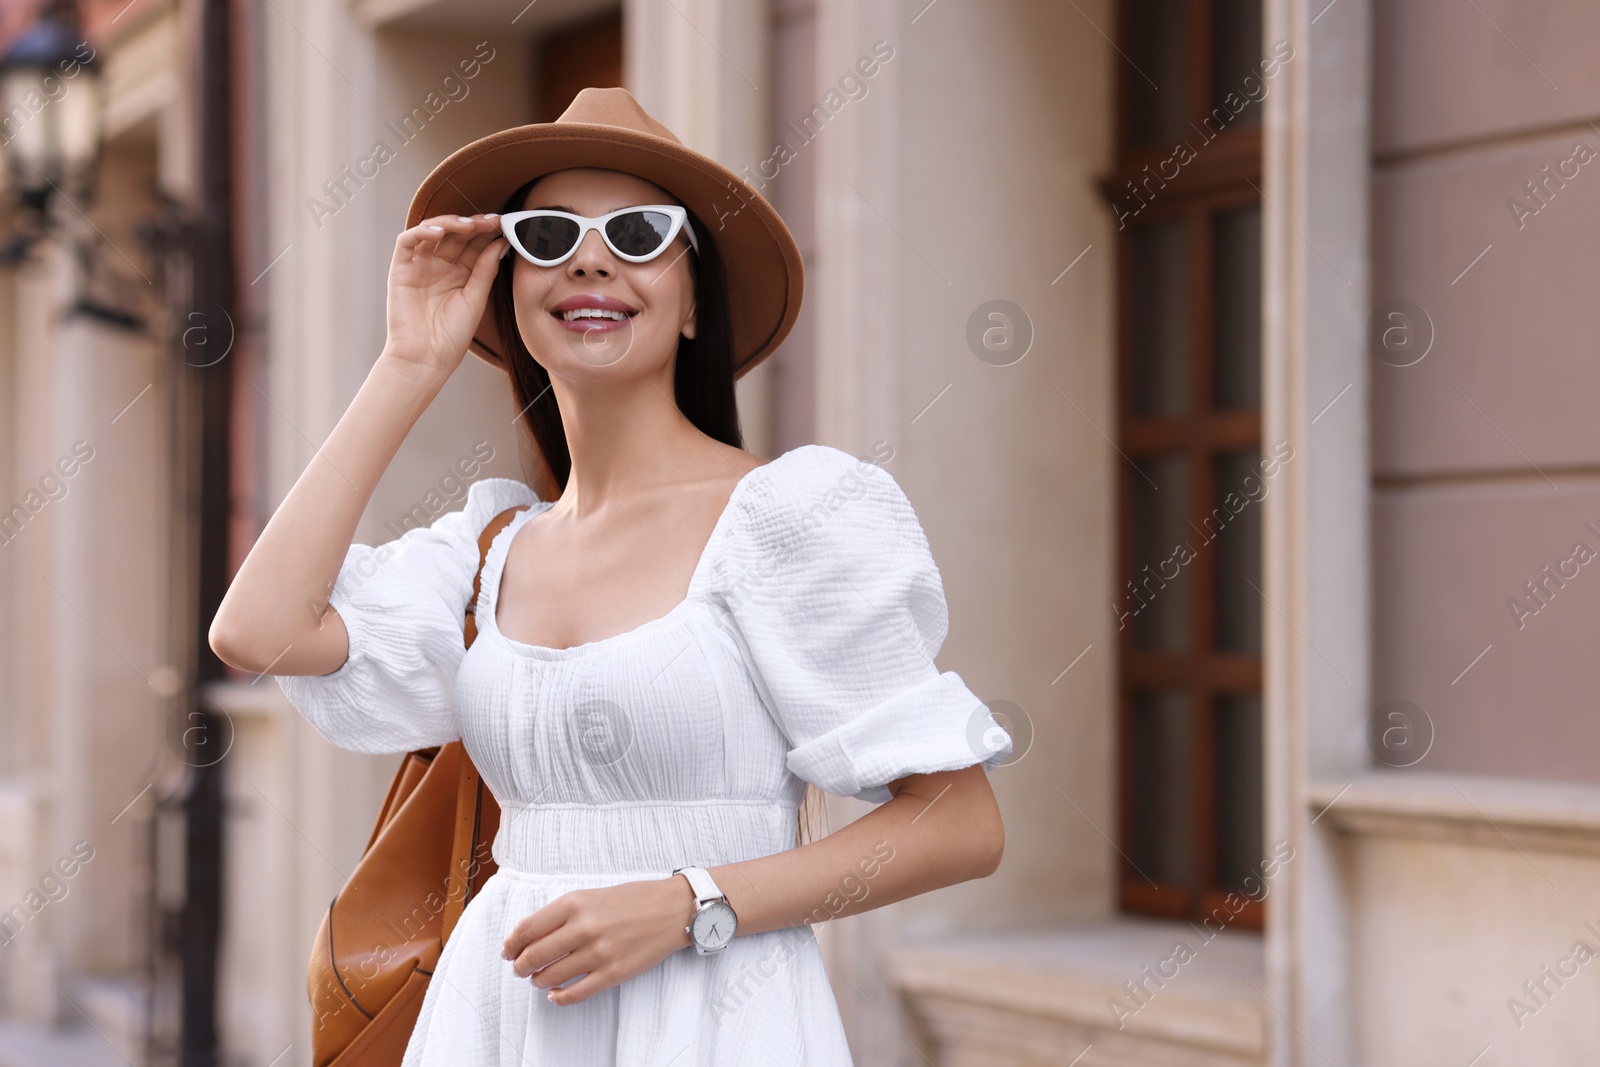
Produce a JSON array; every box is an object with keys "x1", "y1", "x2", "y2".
[
  {"x1": 490, "y1": 177, "x2": 742, "y2": 493},
  {"x1": 489, "y1": 176, "x2": 828, "y2": 848}
]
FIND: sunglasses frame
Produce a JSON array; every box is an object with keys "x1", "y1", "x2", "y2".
[{"x1": 498, "y1": 204, "x2": 700, "y2": 267}]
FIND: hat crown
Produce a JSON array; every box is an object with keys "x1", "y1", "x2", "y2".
[{"x1": 555, "y1": 87, "x2": 682, "y2": 146}]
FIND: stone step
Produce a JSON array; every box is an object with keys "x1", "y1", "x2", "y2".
[{"x1": 890, "y1": 919, "x2": 1268, "y2": 1066}]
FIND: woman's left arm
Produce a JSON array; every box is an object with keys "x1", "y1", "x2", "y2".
[
  {"x1": 502, "y1": 764, "x2": 1003, "y2": 1006},
  {"x1": 708, "y1": 764, "x2": 1003, "y2": 935}
]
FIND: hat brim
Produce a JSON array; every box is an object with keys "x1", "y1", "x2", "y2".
[{"x1": 406, "y1": 124, "x2": 803, "y2": 381}]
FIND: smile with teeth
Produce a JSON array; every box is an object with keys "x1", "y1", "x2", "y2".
[{"x1": 559, "y1": 307, "x2": 633, "y2": 322}]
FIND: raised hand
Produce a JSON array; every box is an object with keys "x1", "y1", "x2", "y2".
[
  {"x1": 210, "y1": 215, "x2": 508, "y2": 678},
  {"x1": 383, "y1": 213, "x2": 508, "y2": 383}
]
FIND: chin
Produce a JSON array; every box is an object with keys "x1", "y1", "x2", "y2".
[{"x1": 524, "y1": 324, "x2": 679, "y2": 382}]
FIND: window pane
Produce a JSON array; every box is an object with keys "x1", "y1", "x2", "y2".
[
  {"x1": 1210, "y1": 0, "x2": 1264, "y2": 132},
  {"x1": 1130, "y1": 219, "x2": 1192, "y2": 417},
  {"x1": 1132, "y1": 691, "x2": 1194, "y2": 887},
  {"x1": 1215, "y1": 693, "x2": 1264, "y2": 893},
  {"x1": 1130, "y1": 454, "x2": 1192, "y2": 652},
  {"x1": 1126, "y1": 0, "x2": 1193, "y2": 148},
  {"x1": 1210, "y1": 451, "x2": 1263, "y2": 655},
  {"x1": 1213, "y1": 206, "x2": 1262, "y2": 410}
]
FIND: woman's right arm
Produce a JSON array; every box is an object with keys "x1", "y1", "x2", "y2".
[{"x1": 208, "y1": 213, "x2": 508, "y2": 677}]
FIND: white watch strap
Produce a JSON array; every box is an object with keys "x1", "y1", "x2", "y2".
[{"x1": 675, "y1": 865, "x2": 722, "y2": 904}]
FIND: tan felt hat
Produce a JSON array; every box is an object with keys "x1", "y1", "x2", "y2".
[{"x1": 406, "y1": 86, "x2": 803, "y2": 380}]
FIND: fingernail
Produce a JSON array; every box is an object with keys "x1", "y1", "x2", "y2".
[
  {"x1": 457, "y1": 216, "x2": 472, "y2": 222},
  {"x1": 485, "y1": 212, "x2": 499, "y2": 218},
  {"x1": 426, "y1": 225, "x2": 443, "y2": 232},
  {"x1": 499, "y1": 244, "x2": 510, "y2": 258},
  {"x1": 547, "y1": 990, "x2": 556, "y2": 1003}
]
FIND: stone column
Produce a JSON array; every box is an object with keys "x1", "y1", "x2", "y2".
[{"x1": 1261, "y1": 0, "x2": 1373, "y2": 1063}]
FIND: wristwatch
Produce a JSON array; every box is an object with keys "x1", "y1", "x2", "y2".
[{"x1": 672, "y1": 865, "x2": 737, "y2": 955}]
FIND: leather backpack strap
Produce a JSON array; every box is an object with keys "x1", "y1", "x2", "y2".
[
  {"x1": 463, "y1": 504, "x2": 530, "y2": 650},
  {"x1": 442, "y1": 745, "x2": 485, "y2": 944},
  {"x1": 444, "y1": 504, "x2": 529, "y2": 942}
]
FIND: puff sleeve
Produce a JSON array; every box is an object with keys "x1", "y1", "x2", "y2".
[
  {"x1": 274, "y1": 477, "x2": 540, "y2": 754},
  {"x1": 712, "y1": 445, "x2": 1013, "y2": 803}
]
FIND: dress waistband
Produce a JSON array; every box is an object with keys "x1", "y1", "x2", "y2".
[{"x1": 491, "y1": 798, "x2": 797, "y2": 877}]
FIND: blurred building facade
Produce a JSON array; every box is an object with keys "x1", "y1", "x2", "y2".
[{"x1": 0, "y1": 1, "x2": 1598, "y2": 1066}]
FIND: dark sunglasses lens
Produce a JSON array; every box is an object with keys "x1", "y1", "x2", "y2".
[
  {"x1": 515, "y1": 215, "x2": 581, "y2": 261},
  {"x1": 605, "y1": 211, "x2": 674, "y2": 258}
]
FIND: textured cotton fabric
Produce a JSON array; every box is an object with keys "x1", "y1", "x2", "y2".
[{"x1": 277, "y1": 443, "x2": 1013, "y2": 1067}]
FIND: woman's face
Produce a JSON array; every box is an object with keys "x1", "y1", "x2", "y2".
[{"x1": 509, "y1": 167, "x2": 697, "y2": 380}]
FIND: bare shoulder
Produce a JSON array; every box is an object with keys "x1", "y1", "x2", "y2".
[
  {"x1": 693, "y1": 441, "x2": 769, "y2": 494},
  {"x1": 718, "y1": 442, "x2": 770, "y2": 478}
]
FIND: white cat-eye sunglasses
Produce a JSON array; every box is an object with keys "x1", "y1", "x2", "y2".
[{"x1": 498, "y1": 204, "x2": 700, "y2": 267}]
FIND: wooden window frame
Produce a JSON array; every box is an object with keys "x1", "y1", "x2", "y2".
[
  {"x1": 1108, "y1": 0, "x2": 1265, "y2": 931},
  {"x1": 534, "y1": 10, "x2": 624, "y2": 124}
]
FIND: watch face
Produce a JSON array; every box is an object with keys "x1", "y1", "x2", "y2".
[{"x1": 690, "y1": 901, "x2": 737, "y2": 951}]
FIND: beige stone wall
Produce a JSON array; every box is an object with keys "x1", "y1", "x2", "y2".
[
  {"x1": 1312, "y1": 774, "x2": 1600, "y2": 1067},
  {"x1": 883, "y1": 0, "x2": 1116, "y2": 933},
  {"x1": 796, "y1": 0, "x2": 1118, "y2": 1060},
  {"x1": 1350, "y1": 830, "x2": 1600, "y2": 1065},
  {"x1": 1291, "y1": 4, "x2": 1600, "y2": 1066},
  {"x1": 1370, "y1": 0, "x2": 1600, "y2": 782}
]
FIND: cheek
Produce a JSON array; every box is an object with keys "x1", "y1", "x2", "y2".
[
  {"x1": 513, "y1": 260, "x2": 553, "y2": 302},
  {"x1": 629, "y1": 261, "x2": 695, "y2": 325},
  {"x1": 511, "y1": 265, "x2": 556, "y2": 338}
]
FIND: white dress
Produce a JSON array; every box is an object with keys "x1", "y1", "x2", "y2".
[{"x1": 277, "y1": 443, "x2": 1013, "y2": 1066}]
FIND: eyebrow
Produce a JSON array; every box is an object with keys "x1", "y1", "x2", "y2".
[{"x1": 526, "y1": 204, "x2": 659, "y2": 215}]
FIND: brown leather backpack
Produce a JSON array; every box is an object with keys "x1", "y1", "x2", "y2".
[{"x1": 307, "y1": 504, "x2": 528, "y2": 1067}]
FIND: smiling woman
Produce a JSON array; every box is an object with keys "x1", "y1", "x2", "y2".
[
  {"x1": 209, "y1": 86, "x2": 1011, "y2": 1067},
  {"x1": 490, "y1": 169, "x2": 736, "y2": 496}
]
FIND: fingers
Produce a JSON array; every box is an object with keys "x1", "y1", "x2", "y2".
[
  {"x1": 545, "y1": 965, "x2": 610, "y2": 1006},
  {"x1": 526, "y1": 947, "x2": 597, "y2": 993},
  {"x1": 431, "y1": 214, "x2": 495, "y2": 261},
  {"x1": 436, "y1": 227, "x2": 497, "y2": 280},
  {"x1": 509, "y1": 927, "x2": 579, "y2": 980},
  {"x1": 502, "y1": 898, "x2": 569, "y2": 966},
  {"x1": 458, "y1": 227, "x2": 503, "y2": 271},
  {"x1": 394, "y1": 217, "x2": 452, "y2": 255},
  {"x1": 395, "y1": 213, "x2": 499, "y2": 259},
  {"x1": 462, "y1": 235, "x2": 510, "y2": 305}
]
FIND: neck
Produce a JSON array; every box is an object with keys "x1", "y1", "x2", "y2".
[{"x1": 546, "y1": 363, "x2": 701, "y2": 516}]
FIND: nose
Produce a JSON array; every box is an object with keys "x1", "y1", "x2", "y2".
[{"x1": 565, "y1": 227, "x2": 614, "y2": 279}]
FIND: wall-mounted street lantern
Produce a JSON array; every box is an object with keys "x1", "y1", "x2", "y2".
[
  {"x1": 0, "y1": 0, "x2": 102, "y2": 216},
  {"x1": 0, "y1": 1, "x2": 142, "y2": 327}
]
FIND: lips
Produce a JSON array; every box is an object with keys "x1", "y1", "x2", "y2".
[{"x1": 551, "y1": 294, "x2": 638, "y2": 333}]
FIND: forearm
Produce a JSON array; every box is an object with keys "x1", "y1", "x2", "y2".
[
  {"x1": 706, "y1": 764, "x2": 1004, "y2": 939},
  {"x1": 209, "y1": 352, "x2": 446, "y2": 675}
]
